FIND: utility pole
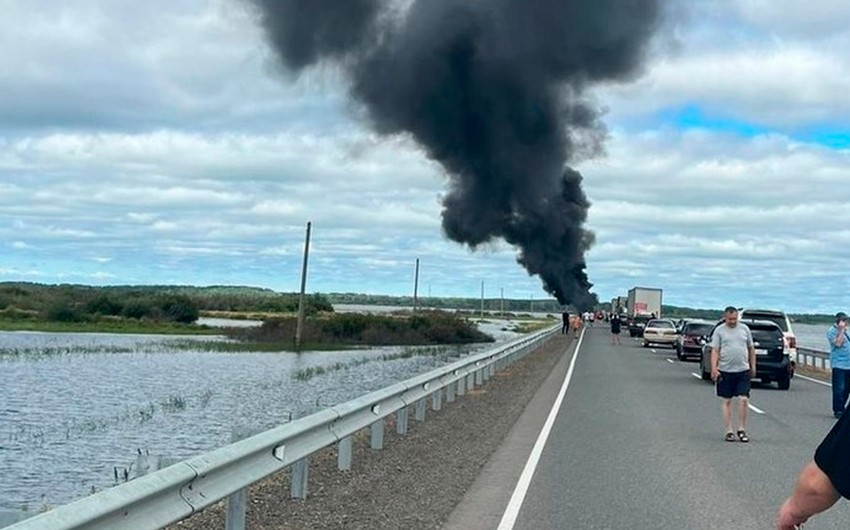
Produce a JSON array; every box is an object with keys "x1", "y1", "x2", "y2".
[
  {"x1": 500, "y1": 287, "x2": 504, "y2": 317},
  {"x1": 295, "y1": 221, "x2": 312, "y2": 352},
  {"x1": 480, "y1": 280, "x2": 484, "y2": 319},
  {"x1": 412, "y1": 258, "x2": 420, "y2": 313}
]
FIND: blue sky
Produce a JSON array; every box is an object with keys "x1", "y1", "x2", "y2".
[{"x1": 1, "y1": 0, "x2": 850, "y2": 313}]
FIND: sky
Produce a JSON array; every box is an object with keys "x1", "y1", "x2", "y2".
[{"x1": 1, "y1": 0, "x2": 849, "y2": 313}]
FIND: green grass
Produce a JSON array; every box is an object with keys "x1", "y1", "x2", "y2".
[{"x1": 0, "y1": 318, "x2": 221, "y2": 335}]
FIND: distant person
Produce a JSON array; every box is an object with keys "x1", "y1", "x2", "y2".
[
  {"x1": 571, "y1": 314, "x2": 582, "y2": 338},
  {"x1": 827, "y1": 312, "x2": 850, "y2": 418},
  {"x1": 710, "y1": 306, "x2": 756, "y2": 443},
  {"x1": 610, "y1": 314, "x2": 622, "y2": 345},
  {"x1": 776, "y1": 412, "x2": 850, "y2": 528},
  {"x1": 561, "y1": 311, "x2": 570, "y2": 335}
]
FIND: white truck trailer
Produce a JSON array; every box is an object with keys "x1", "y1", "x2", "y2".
[{"x1": 627, "y1": 287, "x2": 662, "y2": 318}]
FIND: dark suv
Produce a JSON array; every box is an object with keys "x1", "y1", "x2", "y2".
[
  {"x1": 699, "y1": 320, "x2": 792, "y2": 390},
  {"x1": 628, "y1": 313, "x2": 653, "y2": 337}
]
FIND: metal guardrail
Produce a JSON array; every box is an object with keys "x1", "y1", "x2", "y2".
[
  {"x1": 7, "y1": 325, "x2": 560, "y2": 530},
  {"x1": 797, "y1": 347, "x2": 831, "y2": 371}
]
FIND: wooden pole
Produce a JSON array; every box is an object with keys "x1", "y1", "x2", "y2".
[
  {"x1": 295, "y1": 221, "x2": 312, "y2": 352},
  {"x1": 413, "y1": 258, "x2": 420, "y2": 313},
  {"x1": 480, "y1": 280, "x2": 484, "y2": 319}
]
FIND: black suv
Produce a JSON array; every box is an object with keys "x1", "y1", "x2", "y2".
[
  {"x1": 628, "y1": 314, "x2": 653, "y2": 337},
  {"x1": 699, "y1": 320, "x2": 792, "y2": 390}
]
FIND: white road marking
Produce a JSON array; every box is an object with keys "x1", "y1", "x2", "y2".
[
  {"x1": 691, "y1": 373, "x2": 701, "y2": 379},
  {"x1": 667, "y1": 359, "x2": 674, "y2": 364},
  {"x1": 651, "y1": 349, "x2": 657, "y2": 353},
  {"x1": 497, "y1": 326, "x2": 585, "y2": 530},
  {"x1": 748, "y1": 403, "x2": 765, "y2": 414},
  {"x1": 796, "y1": 374, "x2": 831, "y2": 387}
]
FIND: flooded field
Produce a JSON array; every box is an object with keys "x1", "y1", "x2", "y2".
[{"x1": 0, "y1": 320, "x2": 523, "y2": 512}]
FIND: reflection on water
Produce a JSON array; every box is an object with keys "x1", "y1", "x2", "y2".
[{"x1": 0, "y1": 324, "x2": 521, "y2": 511}]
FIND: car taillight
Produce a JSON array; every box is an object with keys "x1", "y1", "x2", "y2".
[{"x1": 787, "y1": 336, "x2": 796, "y2": 349}]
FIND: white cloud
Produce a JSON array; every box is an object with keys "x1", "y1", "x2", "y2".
[{"x1": 1, "y1": 1, "x2": 849, "y2": 311}]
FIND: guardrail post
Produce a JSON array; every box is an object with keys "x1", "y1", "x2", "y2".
[
  {"x1": 415, "y1": 399, "x2": 426, "y2": 422},
  {"x1": 456, "y1": 375, "x2": 466, "y2": 396},
  {"x1": 371, "y1": 419, "x2": 384, "y2": 450},
  {"x1": 291, "y1": 458, "x2": 309, "y2": 499},
  {"x1": 226, "y1": 428, "x2": 253, "y2": 530},
  {"x1": 475, "y1": 368, "x2": 484, "y2": 386},
  {"x1": 446, "y1": 381, "x2": 456, "y2": 402},
  {"x1": 225, "y1": 487, "x2": 247, "y2": 530},
  {"x1": 338, "y1": 436, "x2": 353, "y2": 471},
  {"x1": 467, "y1": 372, "x2": 475, "y2": 390},
  {"x1": 396, "y1": 407, "x2": 409, "y2": 434},
  {"x1": 432, "y1": 389, "x2": 442, "y2": 411}
]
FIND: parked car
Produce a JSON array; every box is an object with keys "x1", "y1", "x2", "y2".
[
  {"x1": 675, "y1": 320, "x2": 714, "y2": 361},
  {"x1": 628, "y1": 313, "x2": 653, "y2": 337},
  {"x1": 642, "y1": 319, "x2": 678, "y2": 348},
  {"x1": 738, "y1": 308, "x2": 797, "y2": 368},
  {"x1": 699, "y1": 320, "x2": 793, "y2": 390}
]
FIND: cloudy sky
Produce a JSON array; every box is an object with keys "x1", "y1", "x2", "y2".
[{"x1": 1, "y1": 0, "x2": 849, "y2": 313}]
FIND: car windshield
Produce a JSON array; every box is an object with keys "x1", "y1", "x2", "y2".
[
  {"x1": 648, "y1": 320, "x2": 674, "y2": 329},
  {"x1": 684, "y1": 323, "x2": 713, "y2": 335},
  {"x1": 741, "y1": 312, "x2": 788, "y2": 331}
]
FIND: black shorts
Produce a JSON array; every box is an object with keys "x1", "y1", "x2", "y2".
[{"x1": 716, "y1": 370, "x2": 751, "y2": 399}]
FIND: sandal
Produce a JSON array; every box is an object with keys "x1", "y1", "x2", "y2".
[
  {"x1": 736, "y1": 430, "x2": 749, "y2": 443},
  {"x1": 724, "y1": 432, "x2": 736, "y2": 442}
]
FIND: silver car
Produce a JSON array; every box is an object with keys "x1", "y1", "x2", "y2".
[{"x1": 642, "y1": 319, "x2": 678, "y2": 348}]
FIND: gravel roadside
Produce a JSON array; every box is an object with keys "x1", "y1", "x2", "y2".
[{"x1": 171, "y1": 332, "x2": 573, "y2": 530}]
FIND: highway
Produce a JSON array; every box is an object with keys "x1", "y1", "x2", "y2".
[{"x1": 505, "y1": 326, "x2": 850, "y2": 529}]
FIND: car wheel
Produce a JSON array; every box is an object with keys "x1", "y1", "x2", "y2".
[{"x1": 777, "y1": 376, "x2": 790, "y2": 390}]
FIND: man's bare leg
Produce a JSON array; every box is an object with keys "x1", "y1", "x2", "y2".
[
  {"x1": 738, "y1": 396, "x2": 749, "y2": 431},
  {"x1": 722, "y1": 398, "x2": 733, "y2": 434}
]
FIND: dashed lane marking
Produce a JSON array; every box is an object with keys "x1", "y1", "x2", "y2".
[
  {"x1": 667, "y1": 359, "x2": 674, "y2": 364},
  {"x1": 691, "y1": 373, "x2": 701, "y2": 379},
  {"x1": 748, "y1": 403, "x2": 766, "y2": 414}
]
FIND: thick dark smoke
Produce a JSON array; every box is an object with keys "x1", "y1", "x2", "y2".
[{"x1": 247, "y1": 0, "x2": 662, "y2": 309}]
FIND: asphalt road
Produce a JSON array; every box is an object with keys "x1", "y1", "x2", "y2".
[{"x1": 507, "y1": 326, "x2": 850, "y2": 530}]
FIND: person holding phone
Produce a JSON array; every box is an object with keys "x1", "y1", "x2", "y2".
[{"x1": 827, "y1": 311, "x2": 850, "y2": 418}]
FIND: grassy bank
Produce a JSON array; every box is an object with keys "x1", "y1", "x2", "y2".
[
  {"x1": 0, "y1": 319, "x2": 220, "y2": 335},
  {"x1": 227, "y1": 311, "x2": 494, "y2": 347}
]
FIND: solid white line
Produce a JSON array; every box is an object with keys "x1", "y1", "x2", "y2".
[
  {"x1": 497, "y1": 327, "x2": 585, "y2": 530},
  {"x1": 796, "y1": 374, "x2": 831, "y2": 387},
  {"x1": 748, "y1": 403, "x2": 765, "y2": 414},
  {"x1": 691, "y1": 373, "x2": 701, "y2": 379}
]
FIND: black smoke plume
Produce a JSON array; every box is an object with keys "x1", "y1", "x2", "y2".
[{"x1": 247, "y1": 0, "x2": 662, "y2": 309}]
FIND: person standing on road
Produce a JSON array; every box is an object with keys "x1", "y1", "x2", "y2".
[
  {"x1": 776, "y1": 411, "x2": 850, "y2": 528},
  {"x1": 710, "y1": 306, "x2": 756, "y2": 443},
  {"x1": 827, "y1": 311, "x2": 850, "y2": 418},
  {"x1": 561, "y1": 311, "x2": 570, "y2": 335},
  {"x1": 571, "y1": 313, "x2": 582, "y2": 338},
  {"x1": 610, "y1": 313, "x2": 622, "y2": 345}
]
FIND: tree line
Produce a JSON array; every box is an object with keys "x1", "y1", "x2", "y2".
[{"x1": 0, "y1": 283, "x2": 333, "y2": 324}]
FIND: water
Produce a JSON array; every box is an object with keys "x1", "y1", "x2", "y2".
[
  {"x1": 793, "y1": 323, "x2": 830, "y2": 352},
  {"x1": 0, "y1": 323, "x2": 522, "y2": 512}
]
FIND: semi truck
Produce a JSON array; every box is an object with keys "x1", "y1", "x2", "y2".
[{"x1": 627, "y1": 287, "x2": 662, "y2": 318}]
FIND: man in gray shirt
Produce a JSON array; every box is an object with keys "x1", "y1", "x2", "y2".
[{"x1": 710, "y1": 306, "x2": 756, "y2": 443}]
